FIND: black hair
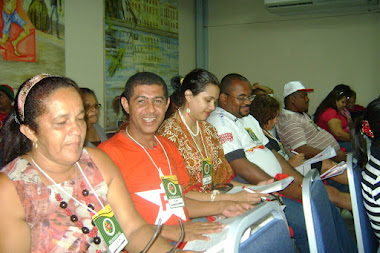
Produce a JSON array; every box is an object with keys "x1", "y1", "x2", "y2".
[
  {"x1": 1, "y1": 76, "x2": 80, "y2": 166},
  {"x1": 333, "y1": 84, "x2": 354, "y2": 97},
  {"x1": 351, "y1": 98, "x2": 380, "y2": 167},
  {"x1": 314, "y1": 87, "x2": 353, "y2": 123},
  {"x1": 170, "y1": 75, "x2": 183, "y2": 91},
  {"x1": 168, "y1": 75, "x2": 183, "y2": 107},
  {"x1": 220, "y1": 73, "x2": 249, "y2": 95},
  {"x1": 171, "y1": 69, "x2": 219, "y2": 107},
  {"x1": 121, "y1": 72, "x2": 168, "y2": 101}
]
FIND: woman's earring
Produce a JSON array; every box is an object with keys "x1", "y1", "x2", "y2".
[
  {"x1": 186, "y1": 104, "x2": 191, "y2": 114},
  {"x1": 33, "y1": 142, "x2": 38, "y2": 149}
]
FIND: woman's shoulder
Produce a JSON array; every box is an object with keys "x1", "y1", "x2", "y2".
[
  {"x1": 84, "y1": 147, "x2": 113, "y2": 162},
  {"x1": 159, "y1": 117, "x2": 179, "y2": 131},
  {"x1": 156, "y1": 135, "x2": 183, "y2": 155},
  {"x1": 320, "y1": 107, "x2": 339, "y2": 119},
  {"x1": 1, "y1": 157, "x2": 35, "y2": 181},
  {"x1": 158, "y1": 112, "x2": 183, "y2": 138},
  {"x1": 83, "y1": 147, "x2": 120, "y2": 186},
  {"x1": 201, "y1": 120, "x2": 218, "y2": 134}
]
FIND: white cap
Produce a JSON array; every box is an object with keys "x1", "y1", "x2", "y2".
[{"x1": 283, "y1": 81, "x2": 314, "y2": 98}]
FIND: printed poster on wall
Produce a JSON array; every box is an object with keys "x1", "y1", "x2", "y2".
[
  {"x1": 0, "y1": 0, "x2": 65, "y2": 91},
  {"x1": 105, "y1": 0, "x2": 179, "y2": 129}
]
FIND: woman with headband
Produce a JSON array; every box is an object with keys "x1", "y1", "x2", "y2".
[
  {"x1": 158, "y1": 69, "x2": 268, "y2": 207},
  {"x1": 351, "y1": 97, "x2": 380, "y2": 242},
  {"x1": 0, "y1": 74, "x2": 188, "y2": 252}
]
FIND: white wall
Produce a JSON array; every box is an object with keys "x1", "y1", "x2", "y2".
[
  {"x1": 208, "y1": 0, "x2": 380, "y2": 113},
  {"x1": 63, "y1": 1, "x2": 379, "y2": 117},
  {"x1": 178, "y1": 1, "x2": 197, "y2": 75},
  {"x1": 65, "y1": 0, "x2": 105, "y2": 124}
]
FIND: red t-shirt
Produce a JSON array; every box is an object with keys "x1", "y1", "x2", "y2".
[
  {"x1": 98, "y1": 131, "x2": 190, "y2": 226},
  {"x1": 348, "y1": 104, "x2": 365, "y2": 112},
  {"x1": 316, "y1": 108, "x2": 349, "y2": 140}
]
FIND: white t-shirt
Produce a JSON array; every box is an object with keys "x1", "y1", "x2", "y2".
[{"x1": 207, "y1": 107, "x2": 282, "y2": 177}]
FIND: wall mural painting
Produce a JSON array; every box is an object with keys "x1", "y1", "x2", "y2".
[
  {"x1": 0, "y1": 0, "x2": 64, "y2": 89},
  {"x1": 105, "y1": 0, "x2": 179, "y2": 129}
]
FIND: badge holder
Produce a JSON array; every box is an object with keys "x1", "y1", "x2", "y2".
[
  {"x1": 201, "y1": 157, "x2": 212, "y2": 186},
  {"x1": 245, "y1": 128, "x2": 259, "y2": 141},
  {"x1": 161, "y1": 175, "x2": 185, "y2": 208},
  {"x1": 93, "y1": 204, "x2": 129, "y2": 253}
]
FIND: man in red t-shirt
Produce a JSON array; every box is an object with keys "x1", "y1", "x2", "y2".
[{"x1": 99, "y1": 72, "x2": 251, "y2": 244}]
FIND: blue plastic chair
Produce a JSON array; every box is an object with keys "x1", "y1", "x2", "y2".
[
  {"x1": 347, "y1": 152, "x2": 379, "y2": 253},
  {"x1": 237, "y1": 201, "x2": 294, "y2": 253},
  {"x1": 184, "y1": 201, "x2": 294, "y2": 252},
  {"x1": 302, "y1": 169, "x2": 358, "y2": 253}
]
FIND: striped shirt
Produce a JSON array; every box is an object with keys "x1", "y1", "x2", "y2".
[
  {"x1": 361, "y1": 144, "x2": 380, "y2": 241},
  {"x1": 276, "y1": 109, "x2": 340, "y2": 156}
]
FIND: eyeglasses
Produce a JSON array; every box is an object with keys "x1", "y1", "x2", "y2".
[
  {"x1": 224, "y1": 93, "x2": 256, "y2": 103},
  {"x1": 85, "y1": 103, "x2": 101, "y2": 110}
]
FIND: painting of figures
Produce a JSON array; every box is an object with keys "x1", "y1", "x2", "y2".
[
  {"x1": 104, "y1": 0, "x2": 179, "y2": 129},
  {"x1": 0, "y1": 0, "x2": 65, "y2": 89}
]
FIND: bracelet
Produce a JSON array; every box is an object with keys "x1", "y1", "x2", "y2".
[{"x1": 211, "y1": 190, "x2": 219, "y2": 202}]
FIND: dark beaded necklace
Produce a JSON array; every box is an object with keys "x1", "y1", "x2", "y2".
[{"x1": 55, "y1": 181, "x2": 101, "y2": 245}]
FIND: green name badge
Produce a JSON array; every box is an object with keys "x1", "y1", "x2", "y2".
[
  {"x1": 92, "y1": 204, "x2": 128, "y2": 253},
  {"x1": 202, "y1": 157, "x2": 212, "y2": 186},
  {"x1": 245, "y1": 128, "x2": 259, "y2": 142},
  {"x1": 161, "y1": 175, "x2": 185, "y2": 208}
]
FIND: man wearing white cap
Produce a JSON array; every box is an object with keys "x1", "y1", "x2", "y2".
[{"x1": 276, "y1": 81, "x2": 347, "y2": 162}]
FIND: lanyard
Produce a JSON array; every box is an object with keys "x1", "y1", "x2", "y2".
[
  {"x1": 31, "y1": 158, "x2": 105, "y2": 216},
  {"x1": 125, "y1": 128, "x2": 172, "y2": 177},
  {"x1": 178, "y1": 108, "x2": 200, "y2": 136},
  {"x1": 263, "y1": 129, "x2": 279, "y2": 145},
  {"x1": 263, "y1": 129, "x2": 289, "y2": 158},
  {"x1": 178, "y1": 109, "x2": 211, "y2": 159}
]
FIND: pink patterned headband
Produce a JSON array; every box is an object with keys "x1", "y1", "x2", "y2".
[{"x1": 17, "y1": 74, "x2": 53, "y2": 122}]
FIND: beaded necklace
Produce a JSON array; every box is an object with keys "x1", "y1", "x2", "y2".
[
  {"x1": 179, "y1": 108, "x2": 200, "y2": 137},
  {"x1": 31, "y1": 159, "x2": 104, "y2": 245},
  {"x1": 177, "y1": 111, "x2": 214, "y2": 188},
  {"x1": 178, "y1": 110, "x2": 211, "y2": 160}
]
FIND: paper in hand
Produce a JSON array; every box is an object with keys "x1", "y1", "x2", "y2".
[
  {"x1": 320, "y1": 161, "x2": 347, "y2": 180},
  {"x1": 228, "y1": 176, "x2": 294, "y2": 194},
  {"x1": 302, "y1": 145, "x2": 337, "y2": 166}
]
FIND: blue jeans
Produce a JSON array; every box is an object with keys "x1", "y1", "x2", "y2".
[
  {"x1": 339, "y1": 141, "x2": 352, "y2": 152},
  {"x1": 282, "y1": 196, "x2": 356, "y2": 253}
]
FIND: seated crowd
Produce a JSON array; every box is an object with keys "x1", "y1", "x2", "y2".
[{"x1": 0, "y1": 71, "x2": 374, "y2": 252}]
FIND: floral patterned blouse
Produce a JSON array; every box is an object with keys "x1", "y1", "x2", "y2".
[
  {"x1": 1, "y1": 149, "x2": 109, "y2": 252},
  {"x1": 158, "y1": 110, "x2": 235, "y2": 193}
]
